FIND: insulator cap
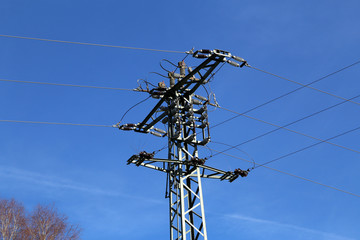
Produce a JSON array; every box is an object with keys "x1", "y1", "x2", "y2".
[
  {"x1": 160, "y1": 106, "x2": 168, "y2": 111},
  {"x1": 232, "y1": 55, "x2": 246, "y2": 62},
  {"x1": 150, "y1": 131, "x2": 163, "y2": 137},
  {"x1": 199, "y1": 137, "x2": 211, "y2": 146},
  {"x1": 194, "y1": 54, "x2": 210, "y2": 59},
  {"x1": 121, "y1": 126, "x2": 135, "y2": 131},
  {"x1": 172, "y1": 73, "x2": 182, "y2": 78},
  {"x1": 199, "y1": 49, "x2": 212, "y2": 54},
  {"x1": 195, "y1": 107, "x2": 206, "y2": 114},
  {"x1": 195, "y1": 94, "x2": 208, "y2": 101},
  {"x1": 154, "y1": 128, "x2": 166, "y2": 134},
  {"x1": 199, "y1": 113, "x2": 208, "y2": 121},
  {"x1": 162, "y1": 117, "x2": 168, "y2": 124},
  {"x1": 192, "y1": 99, "x2": 202, "y2": 105},
  {"x1": 227, "y1": 60, "x2": 240, "y2": 67},
  {"x1": 184, "y1": 134, "x2": 195, "y2": 143}
]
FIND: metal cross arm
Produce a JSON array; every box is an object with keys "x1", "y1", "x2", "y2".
[
  {"x1": 135, "y1": 50, "x2": 238, "y2": 133},
  {"x1": 127, "y1": 154, "x2": 249, "y2": 182}
]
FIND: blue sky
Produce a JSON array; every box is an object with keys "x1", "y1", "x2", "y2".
[{"x1": 1, "y1": 0, "x2": 360, "y2": 239}]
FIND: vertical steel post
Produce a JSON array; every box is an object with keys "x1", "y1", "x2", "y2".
[{"x1": 167, "y1": 90, "x2": 208, "y2": 240}]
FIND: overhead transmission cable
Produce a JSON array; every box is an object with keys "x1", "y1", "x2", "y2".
[
  {"x1": 0, "y1": 34, "x2": 185, "y2": 54},
  {"x1": 254, "y1": 125, "x2": 360, "y2": 169},
  {"x1": 247, "y1": 63, "x2": 360, "y2": 107},
  {"x1": 0, "y1": 119, "x2": 113, "y2": 128},
  {"x1": 213, "y1": 105, "x2": 360, "y2": 157},
  {"x1": 210, "y1": 140, "x2": 256, "y2": 169},
  {"x1": 206, "y1": 147, "x2": 360, "y2": 198},
  {"x1": 116, "y1": 96, "x2": 152, "y2": 126},
  {"x1": 211, "y1": 59, "x2": 360, "y2": 130},
  {"x1": 208, "y1": 93, "x2": 360, "y2": 159},
  {"x1": 2, "y1": 117, "x2": 358, "y2": 198},
  {"x1": 0, "y1": 78, "x2": 136, "y2": 91}
]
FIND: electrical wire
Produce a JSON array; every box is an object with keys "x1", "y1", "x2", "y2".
[
  {"x1": 212, "y1": 59, "x2": 360, "y2": 130},
  {"x1": 206, "y1": 147, "x2": 360, "y2": 198},
  {"x1": 214, "y1": 105, "x2": 360, "y2": 156},
  {"x1": 248, "y1": 63, "x2": 360, "y2": 107},
  {"x1": 116, "y1": 96, "x2": 152, "y2": 126},
  {"x1": 0, "y1": 78, "x2": 136, "y2": 91},
  {"x1": 171, "y1": 53, "x2": 191, "y2": 74},
  {"x1": 254, "y1": 125, "x2": 360, "y2": 168},
  {"x1": 209, "y1": 93, "x2": 360, "y2": 159},
  {"x1": 208, "y1": 62, "x2": 226, "y2": 83},
  {"x1": 3, "y1": 117, "x2": 358, "y2": 198},
  {"x1": 210, "y1": 141, "x2": 256, "y2": 169},
  {"x1": 0, "y1": 34, "x2": 185, "y2": 53},
  {"x1": 0, "y1": 119, "x2": 113, "y2": 127},
  {"x1": 150, "y1": 72, "x2": 168, "y2": 79}
]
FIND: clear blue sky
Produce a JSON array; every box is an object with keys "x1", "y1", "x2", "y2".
[{"x1": 1, "y1": 0, "x2": 360, "y2": 239}]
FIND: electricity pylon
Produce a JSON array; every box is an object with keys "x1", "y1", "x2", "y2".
[{"x1": 117, "y1": 49, "x2": 248, "y2": 240}]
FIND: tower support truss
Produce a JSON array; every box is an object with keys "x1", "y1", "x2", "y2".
[{"x1": 119, "y1": 49, "x2": 249, "y2": 240}]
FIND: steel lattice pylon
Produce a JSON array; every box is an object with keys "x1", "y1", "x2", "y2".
[{"x1": 118, "y1": 49, "x2": 249, "y2": 240}]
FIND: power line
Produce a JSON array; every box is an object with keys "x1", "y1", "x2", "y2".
[
  {"x1": 254, "y1": 125, "x2": 360, "y2": 168},
  {"x1": 206, "y1": 147, "x2": 360, "y2": 198},
  {"x1": 209, "y1": 93, "x2": 360, "y2": 158},
  {"x1": 214, "y1": 105, "x2": 360, "y2": 156},
  {"x1": 0, "y1": 78, "x2": 136, "y2": 91},
  {"x1": 0, "y1": 34, "x2": 185, "y2": 54},
  {"x1": 211, "y1": 59, "x2": 360, "y2": 130},
  {"x1": 0, "y1": 119, "x2": 114, "y2": 128},
  {"x1": 248, "y1": 64, "x2": 360, "y2": 107},
  {"x1": 116, "y1": 96, "x2": 152, "y2": 125},
  {"x1": 210, "y1": 140, "x2": 256, "y2": 169}
]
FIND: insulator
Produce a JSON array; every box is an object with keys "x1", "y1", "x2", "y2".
[
  {"x1": 124, "y1": 123, "x2": 136, "y2": 127},
  {"x1": 194, "y1": 54, "x2": 210, "y2": 59},
  {"x1": 150, "y1": 131, "x2": 163, "y2": 137},
  {"x1": 229, "y1": 175, "x2": 239, "y2": 183},
  {"x1": 188, "y1": 67, "x2": 193, "y2": 73},
  {"x1": 170, "y1": 101, "x2": 177, "y2": 108},
  {"x1": 179, "y1": 61, "x2": 186, "y2": 76},
  {"x1": 172, "y1": 73, "x2": 182, "y2": 78},
  {"x1": 232, "y1": 55, "x2": 246, "y2": 62},
  {"x1": 195, "y1": 107, "x2": 206, "y2": 114},
  {"x1": 199, "y1": 49, "x2": 212, "y2": 54},
  {"x1": 185, "y1": 110, "x2": 193, "y2": 118},
  {"x1": 173, "y1": 131, "x2": 181, "y2": 139},
  {"x1": 195, "y1": 94, "x2": 207, "y2": 101},
  {"x1": 121, "y1": 126, "x2": 135, "y2": 131},
  {"x1": 199, "y1": 137, "x2": 210, "y2": 145},
  {"x1": 154, "y1": 128, "x2": 166, "y2": 134},
  {"x1": 151, "y1": 91, "x2": 165, "y2": 98},
  {"x1": 199, "y1": 113, "x2": 208, "y2": 121},
  {"x1": 184, "y1": 104, "x2": 192, "y2": 111},
  {"x1": 192, "y1": 99, "x2": 202, "y2": 105},
  {"x1": 185, "y1": 119, "x2": 193, "y2": 126},
  {"x1": 234, "y1": 168, "x2": 248, "y2": 177},
  {"x1": 162, "y1": 117, "x2": 168, "y2": 124},
  {"x1": 196, "y1": 122, "x2": 208, "y2": 129},
  {"x1": 169, "y1": 108, "x2": 178, "y2": 116},
  {"x1": 184, "y1": 134, "x2": 195, "y2": 143},
  {"x1": 227, "y1": 60, "x2": 240, "y2": 67},
  {"x1": 168, "y1": 73, "x2": 175, "y2": 87},
  {"x1": 135, "y1": 159, "x2": 145, "y2": 166},
  {"x1": 139, "y1": 151, "x2": 154, "y2": 159}
]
